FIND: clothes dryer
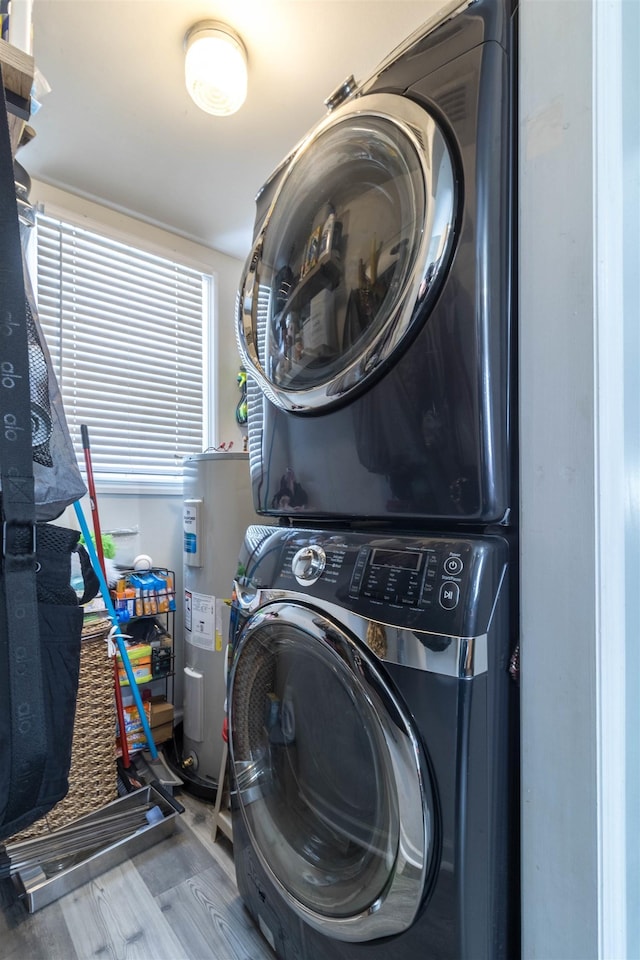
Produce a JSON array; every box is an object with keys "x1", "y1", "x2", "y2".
[
  {"x1": 228, "y1": 524, "x2": 518, "y2": 960},
  {"x1": 237, "y1": 0, "x2": 515, "y2": 525}
]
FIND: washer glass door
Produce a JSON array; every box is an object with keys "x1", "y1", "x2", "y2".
[
  {"x1": 228, "y1": 601, "x2": 436, "y2": 942},
  {"x1": 237, "y1": 93, "x2": 457, "y2": 412}
]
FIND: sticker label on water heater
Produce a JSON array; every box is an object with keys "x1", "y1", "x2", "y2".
[
  {"x1": 183, "y1": 499, "x2": 202, "y2": 566},
  {"x1": 185, "y1": 591, "x2": 216, "y2": 651}
]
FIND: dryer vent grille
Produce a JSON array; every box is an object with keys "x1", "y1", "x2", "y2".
[
  {"x1": 438, "y1": 85, "x2": 467, "y2": 123},
  {"x1": 246, "y1": 375, "x2": 264, "y2": 463}
]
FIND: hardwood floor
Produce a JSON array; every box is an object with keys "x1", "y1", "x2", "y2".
[{"x1": 0, "y1": 792, "x2": 275, "y2": 960}]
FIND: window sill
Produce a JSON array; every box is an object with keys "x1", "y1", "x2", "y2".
[{"x1": 92, "y1": 480, "x2": 184, "y2": 498}]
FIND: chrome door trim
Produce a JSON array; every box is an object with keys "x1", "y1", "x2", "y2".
[
  {"x1": 236, "y1": 92, "x2": 457, "y2": 412},
  {"x1": 229, "y1": 600, "x2": 433, "y2": 941},
  {"x1": 233, "y1": 582, "x2": 488, "y2": 678}
]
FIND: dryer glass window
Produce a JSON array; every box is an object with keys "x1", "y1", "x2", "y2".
[
  {"x1": 230, "y1": 619, "x2": 400, "y2": 919},
  {"x1": 257, "y1": 112, "x2": 455, "y2": 397}
]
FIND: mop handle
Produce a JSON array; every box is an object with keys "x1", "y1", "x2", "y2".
[
  {"x1": 80, "y1": 424, "x2": 106, "y2": 572},
  {"x1": 73, "y1": 501, "x2": 159, "y2": 760},
  {"x1": 80, "y1": 423, "x2": 130, "y2": 767}
]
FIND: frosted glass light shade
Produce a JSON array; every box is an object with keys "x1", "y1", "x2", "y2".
[{"x1": 184, "y1": 22, "x2": 248, "y2": 117}]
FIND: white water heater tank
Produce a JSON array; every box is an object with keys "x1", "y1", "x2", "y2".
[{"x1": 182, "y1": 452, "x2": 261, "y2": 787}]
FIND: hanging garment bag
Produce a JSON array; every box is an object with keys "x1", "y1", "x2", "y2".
[{"x1": 0, "y1": 67, "x2": 98, "y2": 841}]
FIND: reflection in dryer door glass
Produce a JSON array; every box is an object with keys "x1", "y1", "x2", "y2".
[{"x1": 262, "y1": 115, "x2": 438, "y2": 393}]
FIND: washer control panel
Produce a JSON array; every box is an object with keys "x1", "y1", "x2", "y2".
[
  {"x1": 268, "y1": 528, "x2": 506, "y2": 638},
  {"x1": 348, "y1": 544, "x2": 468, "y2": 611}
]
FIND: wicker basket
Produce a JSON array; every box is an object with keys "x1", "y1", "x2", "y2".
[{"x1": 10, "y1": 617, "x2": 119, "y2": 842}]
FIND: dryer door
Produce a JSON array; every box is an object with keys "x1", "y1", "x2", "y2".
[
  {"x1": 237, "y1": 92, "x2": 457, "y2": 412},
  {"x1": 228, "y1": 600, "x2": 439, "y2": 943}
]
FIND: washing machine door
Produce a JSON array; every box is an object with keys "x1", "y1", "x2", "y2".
[
  {"x1": 237, "y1": 92, "x2": 457, "y2": 412},
  {"x1": 228, "y1": 600, "x2": 438, "y2": 943}
]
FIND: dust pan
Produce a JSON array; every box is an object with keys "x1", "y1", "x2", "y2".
[{"x1": 137, "y1": 748, "x2": 183, "y2": 792}]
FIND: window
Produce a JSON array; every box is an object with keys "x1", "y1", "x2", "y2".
[{"x1": 35, "y1": 214, "x2": 212, "y2": 487}]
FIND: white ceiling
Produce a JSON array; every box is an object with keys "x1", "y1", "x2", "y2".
[{"x1": 22, "y1": 1, "x2": 446, "y2": 262}]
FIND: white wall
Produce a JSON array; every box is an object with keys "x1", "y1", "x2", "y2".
[
  {"x1": 519, "y1": 3, "x2": 598, "y2": 952},
  {"x1": 621, "y1": 1, "x2": 640, "y2": 955},
  {"x1": 520, "y1": 1, "x2": 633, "y2": 957},
  {"x1": 31, "y1": 181, "x2": 246, "y2": 706}
]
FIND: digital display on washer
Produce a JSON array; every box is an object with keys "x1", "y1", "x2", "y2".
[{"x1": 370, "y1": 548, "x2": 422, "y2": 571}]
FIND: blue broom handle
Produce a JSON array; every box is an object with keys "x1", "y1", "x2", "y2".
[{"x1": 73, "y1": 501, "x2": 158, "y2": 760}]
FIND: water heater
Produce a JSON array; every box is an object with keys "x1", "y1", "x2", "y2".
[{"x1": 182, "y1": 452, "x2": 260, "y2": 790}]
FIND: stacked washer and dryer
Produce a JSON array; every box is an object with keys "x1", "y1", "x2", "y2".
[{"x1": 227, "y1": 1, "x2": 519, "y2": 958}]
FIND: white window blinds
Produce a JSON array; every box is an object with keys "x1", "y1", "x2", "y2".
[{"x1": 36, "y1": 214, "x2": 211, "y2": 485}]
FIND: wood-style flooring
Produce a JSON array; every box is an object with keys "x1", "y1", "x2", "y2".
[{"x1": 0, "y1": 791, "x2": 275, "y2": 960}]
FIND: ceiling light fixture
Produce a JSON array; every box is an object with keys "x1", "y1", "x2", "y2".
[{"x1": 184, "y1": 20, "x2": 248, "y2": 117}]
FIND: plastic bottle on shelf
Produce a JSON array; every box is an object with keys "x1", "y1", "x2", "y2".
[{"x1": 319, "y1": 203, "x2": 341, "y2": 261}]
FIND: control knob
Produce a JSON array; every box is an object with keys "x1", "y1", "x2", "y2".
[{"x1": 291, "y1": 545, "x2": 326, "y2": 585}]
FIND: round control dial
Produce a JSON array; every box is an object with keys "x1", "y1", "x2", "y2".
[{"x1": 291, "y1": 545, "x2": 326, "y2": 585}]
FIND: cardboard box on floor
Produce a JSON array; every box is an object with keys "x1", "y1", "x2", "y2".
[
  {"x1": 150, "y1": 697, "x2": 174, "y2": 744},
  {"x1": 153, "y1": 723, "x2": 174, "y2": 744},
  {"x1": 150, "y1": 698, "x2": 174, "y2": 727}
]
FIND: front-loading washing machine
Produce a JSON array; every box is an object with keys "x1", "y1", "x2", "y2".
[
  {"x1": 227, "y1": 525, "x2": 518, "y2": 959},
  {"x1": 236, "y1": 0, "x2": 516, "y2": 525}
]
